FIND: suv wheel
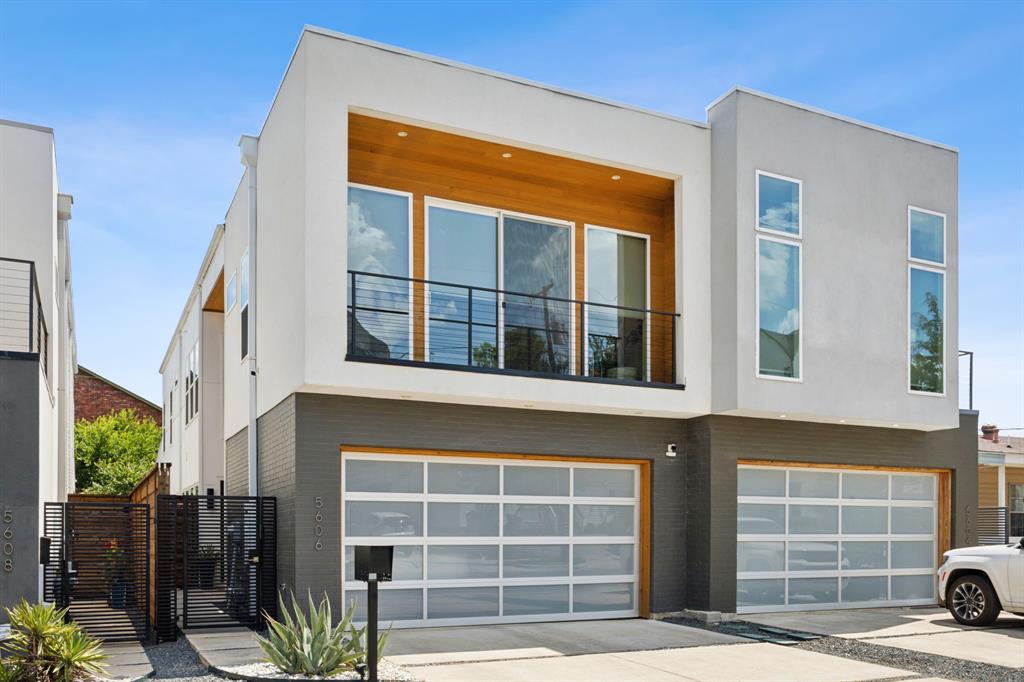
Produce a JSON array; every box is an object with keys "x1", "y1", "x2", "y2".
[{"x1": 948, "y1": 575, "x2": 1000, "y2": 626}]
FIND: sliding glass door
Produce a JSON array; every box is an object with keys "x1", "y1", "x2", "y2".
[
  {"x1": 425, "y1": 200, "x2": 572, "y2": 373},
  {"x1": 586, "y1": 227, "x2": 648, "y2": 380},
  {"x1": 503, "y1": 217, "x2": 573, "y2": 374}
]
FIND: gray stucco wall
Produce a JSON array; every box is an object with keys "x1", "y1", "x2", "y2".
[
  {"x1": 687, "y1": 410, "x2": 979, "y2": 612},
  {"x1": 0, "y1": 356, "x2": 41, "y2": 620}
]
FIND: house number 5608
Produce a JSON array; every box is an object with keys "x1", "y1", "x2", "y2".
[{"x1": 314, "y1": 497, "x2": 324, "y2": 551}]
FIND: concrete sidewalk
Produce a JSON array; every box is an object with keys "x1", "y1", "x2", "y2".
[{"x1": 101, "y1": 641, "x2": 152, "y2": 681}]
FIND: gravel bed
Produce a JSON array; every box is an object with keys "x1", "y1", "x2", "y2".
[
  {"x1": 143, "y1": 637, "x2": 217, "y2": 681},
  {"x1": 796, "y1": 635, "x2": 1024, "y2": 682},
  {"x1": 220, "y1": 660, "x2": 415, "y2": 681}
]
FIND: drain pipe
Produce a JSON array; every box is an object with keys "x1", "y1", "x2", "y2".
[{"x1": 240, "y1": 135, "x2": 259, "y2": 496}]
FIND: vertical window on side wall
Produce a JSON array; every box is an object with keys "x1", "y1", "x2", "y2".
[
  {"x1": 240, "y1": 251, "x2": 249, "y2": 359},
  {"x1": 225, "y1": 271, "x2": 237, "y2": 312},
  {"x1": 908, "y1": 207, "x2": 945, "y2": 394},
  {"x1": 756, "y1": 171, "x2": 802, "y2": 380},
  {"x1": 347, "y1": 185, "x2": 412, "y2": 360}
]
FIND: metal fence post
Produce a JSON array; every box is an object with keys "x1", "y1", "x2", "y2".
[{"x1": 467, "y1": 288, "x2": 473, "y2": 366}]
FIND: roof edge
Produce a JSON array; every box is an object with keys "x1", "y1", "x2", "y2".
[
  {"x1": 302, "y1": 25, "x2": 709, "y2": 130},
  {"x1": 77, "y1": 365, "x2": 161, "y2": 413},
  {"x1": 159, "y1": 224, "x2": 225, "y2": 373},
  {"x1": 707, "y1": 86, "x2": 958, "y2": 153},
  {"x1": 0, "y1": 118, "x2": 54, "y2": 134}
]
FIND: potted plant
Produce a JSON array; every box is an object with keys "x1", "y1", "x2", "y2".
[
  {"x1": 194, "y1": 544, "x2": 221, "y2": 589},
  {"x1": 103, "y1": 540, "x2": 128, "y2": 609}
]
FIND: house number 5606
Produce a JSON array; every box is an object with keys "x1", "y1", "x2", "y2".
[
  {"x1": 314, "y1": 497, "x2": 324, "y2": 551},
  {"x1": 2, "y1": 509, "x2": 12, "y2": 573}
]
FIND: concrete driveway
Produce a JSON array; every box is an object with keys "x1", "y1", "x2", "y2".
[
  {"x1": 745, "y1": 607, "x2": 1024, "y2": 669},
  {"x1": 386, "y1": 619, "x2": 916, "y2": 681}
]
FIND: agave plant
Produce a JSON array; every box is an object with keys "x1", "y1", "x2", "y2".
[
  {"x1": 0, "y1": 600, "x2": 106, "y2": 682},
  {"x1": 256, "y1": 591, "x2": 362, "y2": 676}
]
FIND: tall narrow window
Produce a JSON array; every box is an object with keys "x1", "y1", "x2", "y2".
[
  {"x1": 756, "y1": 171, "x2": 802, "y2": 380},
  {"x1": 586, "y1": 227, "x2": 648, "y2": 380},
  {"x1": 185, "y1": 342, "x2": 199, "y2": 424},
  {"x1": 225, "y1": 271, "x2": 237, "y2": 312},
  {"x1": 908, "y1": 207, "x2": 945, "y2": 394},
  {"x1": 240, "y1": 250, "x2": 249, "y2": 360},
  {"x1": 347, "y1": 185, "x2": 412, "y2": 360}
]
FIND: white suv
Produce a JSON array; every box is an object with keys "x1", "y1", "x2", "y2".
[{"x1": 938, "y1": 538, "x2": 1024, "y2": 626}]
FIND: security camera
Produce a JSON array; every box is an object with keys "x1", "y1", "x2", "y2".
[{"x1": 665, "y1": 443, "x2": 678, "y2": 457}]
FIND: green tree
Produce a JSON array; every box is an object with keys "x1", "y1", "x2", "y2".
[{"x1": 74, "y1": 409, "x2": 161, "y2": 495}]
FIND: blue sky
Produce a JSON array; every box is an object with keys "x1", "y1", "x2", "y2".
[{"x1": 2, "y1": 1, "x2": 1021, "y2": 428}]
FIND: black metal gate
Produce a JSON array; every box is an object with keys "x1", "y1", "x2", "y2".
[
  {"x1": 155, "y1": 495, "x2": 276, "y2": 640},
  {"x1": 42, "y1": 502, "x2": 150, "y2": 642}
]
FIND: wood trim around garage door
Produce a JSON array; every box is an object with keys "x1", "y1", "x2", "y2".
[
  {"x1": 738, "y1": 459, "x2": 953, "y2": 566},
  {"x1": 340, "y1": 445, "x2": 653, "y2": 617}
]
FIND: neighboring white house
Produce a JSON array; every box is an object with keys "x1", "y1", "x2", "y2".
[
  {"x1": 0, "y1": 119, "x2": 77, "y2": 616},
  {"x1": 159, "y1": 27, "x2": 976, "y2": 624}
]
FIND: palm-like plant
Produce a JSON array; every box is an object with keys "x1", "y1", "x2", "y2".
[
  {"x1": 256, "y1": 591, "x2": 390, "y2": 677},
  {"x1": 0, "y1": 600, "x2": 106, "y2": 682}
]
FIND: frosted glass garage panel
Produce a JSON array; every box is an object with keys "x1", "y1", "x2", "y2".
[
  {"x1": 842, "y1": 506, "x2": 888, "y2": 534},
  {"x1": 573, "y1": 582, "x2": 633, "y2": 613},
  {"x1": 574, "y1": 544, "x2": 634, "y2": 576},
  {"x1": 346, "y1": 459, "x2": 422, "y2": 493},
  {"x1": 574, "y1": 505, "x2": 634, "y2": 536},
  {"x1": 892, "y1": 541, "x2": 934, "y2": 569},
  {"x1": 428, "y1": 587, "x2": 500, "y2": 619},
  {"x1": 346, "y1": 501, "x2": 423, "y2": 537},
  {"x1": 789, "y1": 471, "x2": 838, "y2": 498},
  {"x1": 504, "y1": 504, "x2": 570, "y2": 536},
  {"x1": 737, "y1": 504, "x2": 785, "y2": 534},
  {"x1": 842, "y1": 576, "x2": 887, "y2": 603},
  {"x1": 428, "y1": 502, "x2": 499, "y2": 537},
  {"x1": 574, "y1": 468, "x2": 634, "y2": 497},
  {"x1": 738, "y1": 542, "x2": 784, "y2": 572},
  {"x1": 504, "y1": 466, "x2": 569, "y2": 496},
  {"x1": 892, "y1": 476, "x2": 934, "y2": 500},
  {"x1": 345, "y1": 546, "x2": 422, "y2": 581},
  {"x1": 428, "y1": 462, "x2": 499, "y2": 495},
  {"x1": 348, "y1": 589, "x2": 423, "y2": 622},
  {"x1": 788, "y1": 577, "x2": 838, "y2": 606},
  {"x1": 737, "y1": 579, "x2": 785, "y2": 608},
  {"x1": 842, "y1": 473, "x2": 888, "y2": 500},
  {"x1": 842, "y1": 541, "x2": 888, "y2": 570},
  {"x1": 892, "y1": 507, "x2": 933, "y2": 534},
  {"x1": 788, "y1": 542, "x2": 837, "y2": 571},
  {"x1": 892, "y1": 575, "x2": 934, "y2": 600},
  {"x1": 427, "y1": 545, "x2": 499, "y2": 580},
  {"x1": 737, "y1": 468, "x2": 785, "y2": 497},
  {"x1": 789, "y1": 505, "x2": 838, "y2": 534},
  {"x1": 503, "y1": 545, "x2": 569, "y2": 578},
  {"x1": 503, "y1": 584, "x2": 569, "y2": 616}
]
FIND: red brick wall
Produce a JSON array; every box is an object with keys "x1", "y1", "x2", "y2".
[{"x1": 75, "y1": 372, "x2": 162, "y2": 424}]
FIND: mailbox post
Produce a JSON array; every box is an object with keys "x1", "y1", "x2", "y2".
[{"x1": 354, "y1": 546, "x2": 393, "y2": 682}]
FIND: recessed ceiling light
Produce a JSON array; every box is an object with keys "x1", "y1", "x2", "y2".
[
  {"x1": 396, "y1": 131, "x2": 409, "y2": 137},
  {"x1": 501, "y1": 152, "x2": 513, "y2": 158},
  {"x1": 892, "y1": 423, "x2": 900, "y2": 428},
  {"x1": 779, "y1": 414, "x2": 787, "y2": 419},
  {"x1": 839, "y1": 419, "x2": 847, "y2": 423},
  {"x1": 611, "y1": 174, "x2": 622, "y2": 181}
]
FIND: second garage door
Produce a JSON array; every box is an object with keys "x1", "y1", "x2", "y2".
[
  {"x1": 342, "y1": 452, "x2": 641, "y2": 627},
  {"x1": 737, "y1": 464, "x2": 939, "y2": 613}
]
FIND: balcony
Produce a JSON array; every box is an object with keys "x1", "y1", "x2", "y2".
[
  {"x1": 0, "y1": 256, "x2": 48, "y2": 374},
  {"x1": 347, "y1": 270, "x2": 680, "y2": 388}
]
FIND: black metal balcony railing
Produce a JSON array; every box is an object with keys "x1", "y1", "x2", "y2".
[
  {"x1": 347, "y1": 270, "x2": 681, "y2": 387},
  {"x1": 0, "y1": 256, "x2": 48, "y2": 375}
]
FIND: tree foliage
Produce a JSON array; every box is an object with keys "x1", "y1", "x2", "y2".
[
  {"x1": 74, "y1": 409, "x2": 161, "y2": 496},
  {"x1": 910, "y1": 291, "x2": 944, "y2": 392}
]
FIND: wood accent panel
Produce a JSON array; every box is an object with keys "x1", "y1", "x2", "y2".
[
  {"x1": 348, "y1": 114, "x2": 676, "y2": 367},
  {"x1": 202, "y1": 269, "x2": 225, "y2": 312},
  {"x1": 340, "y1": 445, "x2": 652, "y2": 616},
  {"x1": 937, "y1": 470, "x2": 951, "y2": 562}
]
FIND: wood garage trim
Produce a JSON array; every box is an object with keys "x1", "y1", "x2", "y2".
[
  {"x1": 738, "y1": 459, "x2": 953, "y2": 566},
  {"x1": 341, "y1": 445, "x2": 652, "y2": 617}
]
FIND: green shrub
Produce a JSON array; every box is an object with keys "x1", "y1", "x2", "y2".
[
  {"x1": 256, "y1": 591, "x2": 389, "y2": 677},
  {"x1": 0, "y1": 600, "x2": 106, "y2": 681}
]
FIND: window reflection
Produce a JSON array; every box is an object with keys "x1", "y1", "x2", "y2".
[{"x1": 758, "y1": 238, "x2": 800, "y2": 378}]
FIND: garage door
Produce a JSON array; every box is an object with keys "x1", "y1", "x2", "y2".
[
  {"x1": 737, "y1": 465, "x2": 938, "y2": 613},
  {"x1": 342, "y1": 452, "x2": 641, "y2": 627}
]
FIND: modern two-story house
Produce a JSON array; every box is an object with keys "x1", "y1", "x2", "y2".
[
  {"x1": 159, "y1": 26, "x2": 977, "y2": 624},
  {"x1": 0, "y1": 119, "x2": 78, "y2": 618}
]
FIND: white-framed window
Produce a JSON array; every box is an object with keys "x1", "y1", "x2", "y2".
[
  {"x1": 185, "y1": 342, "x2": 199, "y2": 424},
  {"x1": 347, "y1": 184, "x2": 414, "y2": 361},
  {"x1": 423, "y1": 196, "x2": 574, "y2": 373},
  {"x1": 907, "y1": 206, "x2": 946, "y2": 395},
  {"x1": 755, "y1": 171, "x2": 802, "y2": 380},
  {"x1": 225, "y1": 271, "x2": 237, "y2": 312},
  {"x1": 168, "y1": 385, "x2": 175, "y2": 445},
  {"x1": 240, "y1": 250, "x2": 249, "y2": 360}
]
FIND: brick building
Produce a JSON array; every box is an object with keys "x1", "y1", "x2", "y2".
[{"x1": 75, "y1": 365, "x2": 162, "y2": 424}]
